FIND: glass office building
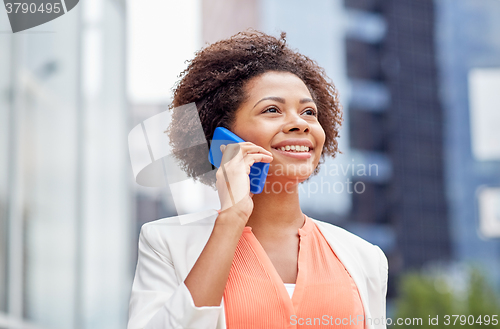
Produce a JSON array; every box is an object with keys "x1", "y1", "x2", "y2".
[
  {"x1": 435, "y1": 0, "x2": 500, "y2": 287},
  {"x1": 0, "y1": 0, "x2": 132, "y2": 328}
]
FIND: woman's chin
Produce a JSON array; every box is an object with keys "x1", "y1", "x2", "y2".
[
  {"x1": 264, "y1": 173, "x2": 312, "y2": 188},
  {"x1": 268, "y1": 163, "x2": 315, "y2": 178}
]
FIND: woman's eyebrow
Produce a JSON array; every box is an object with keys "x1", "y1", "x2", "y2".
[
  {"x1": 253, "y1": 96, "x2": 315, "y2": 108},
  {"x1": 299, "y1": 97, "x2": 315, "y2": 104},
  {"x1": 253, "y1": 96, "x2": 285, "y2": 108}
]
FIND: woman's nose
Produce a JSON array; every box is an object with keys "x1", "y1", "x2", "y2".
[{"x1": 283, "y1": 112, "x2": 310, "y2": 133}]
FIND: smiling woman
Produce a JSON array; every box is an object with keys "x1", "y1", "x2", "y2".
[{"x1": 127, "y1": 30, "x2": 388, "y2": 329}]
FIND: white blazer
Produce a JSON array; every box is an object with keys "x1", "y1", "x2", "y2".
[{"x1": 127, "y1": 209, "x2": 388, "y2": 329}]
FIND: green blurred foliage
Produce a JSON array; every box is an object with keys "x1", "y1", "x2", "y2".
[{"x1": 393, "y1": 267, "x2": 500, "y2": 328}]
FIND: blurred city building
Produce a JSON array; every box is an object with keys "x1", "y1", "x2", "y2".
[
  {"x1": 345, "y1": 0, "x2": 500, "y2": 293},
  {"x1": 0, "y1": 0, "x2": 132, "y2": 328},
  {"x1": 344, "y1": 0, "x2": 452, "y2": 294},
  {"x1": 434, "y1": 0, "x2": 500, "y2": 286}
]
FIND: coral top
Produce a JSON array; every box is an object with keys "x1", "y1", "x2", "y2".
[{"x1": 223, "y1": 214, "x2": 365, "y2": 328}]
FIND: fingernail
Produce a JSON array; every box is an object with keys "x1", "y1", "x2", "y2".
[{"x1": 220, "y1": 145, "x2": 226, "y2": 152}]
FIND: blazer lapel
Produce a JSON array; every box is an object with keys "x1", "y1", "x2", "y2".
[
  {"x1": 313, "y1": 220, "x2": 374, "y2": 329},
  {"x1": 217, "y1": 297, "x2": 227, "y2": 329}
]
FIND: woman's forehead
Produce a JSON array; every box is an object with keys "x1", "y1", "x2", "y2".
[{"x1": 243, "y1": 71, "x2": 312, "y2": 99}]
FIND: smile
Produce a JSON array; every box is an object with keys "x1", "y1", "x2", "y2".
[
  {"x1": 272, "y1": 147, "x2": 312, "y2": 159},
  {"x1": 276, "y1": 145, "x2": 310, "y2": 152}
]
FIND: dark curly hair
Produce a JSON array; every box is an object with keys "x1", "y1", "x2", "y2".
[{"x1": 166, "y1": 29, "x2": 343, "y2": 189}]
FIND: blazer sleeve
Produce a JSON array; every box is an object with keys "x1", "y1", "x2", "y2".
[
  {"x1": 127, "y1": 223, "x2": 222, "y2": 329},
  {"x1": 376, "y1": 245, "x2": 389, "y2": 329}
]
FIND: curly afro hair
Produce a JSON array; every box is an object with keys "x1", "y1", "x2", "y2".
[{"x1": 166, "y1": 29, "x2": 343, "y2": 189}]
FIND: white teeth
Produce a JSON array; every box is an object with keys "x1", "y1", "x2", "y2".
[{"x1": 275, "y1": 145, "x2": 311, "y2": 152}]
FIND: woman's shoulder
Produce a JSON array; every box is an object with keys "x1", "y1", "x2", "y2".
[
  {"x1": 138, "y1": 209, "x2": 219, "y2": 252},
  {"x1": 143, "y1": 209, "x2": 219, "y2": 228},
  {"x1": 310, "y1": 218, "x2": 375, "y2": 246},
  {"x1": 310, "y1": 217, "x2": 387, "y2": 267}
]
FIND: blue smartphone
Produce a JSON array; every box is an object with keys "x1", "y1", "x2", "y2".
[{"x1": 208, "y1": 127, "x2": 269, "y2": 194}]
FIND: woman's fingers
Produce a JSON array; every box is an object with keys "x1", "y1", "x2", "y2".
[
  {"x1": 220, "y1": 142, "x2": 273, "y2": 175},
  {"x1": 220, "y1": 141, "x2": 272, "y2": 156},
  {"x1": 216, "y1": 141, "x2": 272, "y2": 213},
  {"x1": 220, "y1": 143, "x2": 241, "y2": 166},
  {"x1": 251, "y1": 153, "x2": 273, "y2": 163},
  {"x1": 220, "y1": 142, "x2": 272, "y2": 165},
  {"x1": 239, "y1": 142, "x2": 272, "y2": 156}
]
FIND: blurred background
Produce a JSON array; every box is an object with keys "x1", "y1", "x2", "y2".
[{"x1": 1, "y1": 0, "x2": 500, "y2": 328}]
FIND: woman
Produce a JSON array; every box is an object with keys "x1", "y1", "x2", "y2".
[{"x1": 127, "y1": 30, "x2": 388, "y2": 329}]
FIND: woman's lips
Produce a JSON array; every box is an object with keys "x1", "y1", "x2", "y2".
[{"x1": 272, "y1": 147, "x2": 312, "y2": 159}]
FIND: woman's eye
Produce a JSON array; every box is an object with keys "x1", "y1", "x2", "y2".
[
  {"x1": 263, "y1": 107, "x2": 279, "y2": 113},
  {"x1": 304, "y1": 108, "x2": 317, "y2": 116}
]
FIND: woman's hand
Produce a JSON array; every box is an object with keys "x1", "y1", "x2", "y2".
[
  {"x1": 184, "y1": 143, "x2": 271, "y2": 309},
  {"x1": 216, "y1": 142, "x2": 273, "y2": 222}
]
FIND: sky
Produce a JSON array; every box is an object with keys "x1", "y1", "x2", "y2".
[{"x1": 127, "y1": 0, "x2": 201, "y2": 103}]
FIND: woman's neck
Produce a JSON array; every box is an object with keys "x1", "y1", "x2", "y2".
[{"x1": 245, "y1": 180, "x2": 305, "y2": 239}]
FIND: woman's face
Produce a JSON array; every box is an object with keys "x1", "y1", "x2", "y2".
[{"x1": 231, "y1": 71, "x2": 326, "y2": 186}]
